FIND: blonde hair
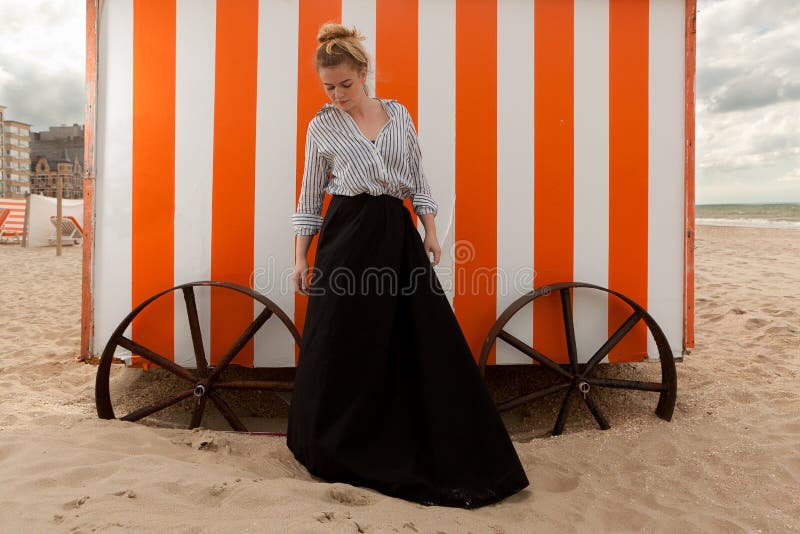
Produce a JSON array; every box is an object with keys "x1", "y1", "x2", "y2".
[{"x1": 316, "y1": 23, "x2": 370, "y2": 75}]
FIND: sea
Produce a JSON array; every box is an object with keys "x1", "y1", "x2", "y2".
[{"x1": 695, "y1": 203, "x2": 800, "y2": 230}]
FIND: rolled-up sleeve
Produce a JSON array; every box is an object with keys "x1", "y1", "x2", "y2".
[
  {"x1": 403, "y1": 108, "x2": 438, "y2": 217},
  {"x1": 292, "y1": 125, "x2": 329, "y2": 236}
]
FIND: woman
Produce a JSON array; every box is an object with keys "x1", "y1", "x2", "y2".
[{"x1": 287, "y1": 23, "x2": 529, "y2": 509}]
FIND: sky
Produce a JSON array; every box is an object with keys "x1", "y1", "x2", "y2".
[
  {"x1": 0, "y1": 0, "x2": 85, "y2": 130},
  {"x1": 695, "y1": 0, "x2": 800, "y2": 203},
  {"x1": 0, "y1": 0, "x2": 797, "y2": 204}
]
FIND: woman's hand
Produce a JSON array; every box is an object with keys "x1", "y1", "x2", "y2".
[
  {"x1": 418, "y1": 213, "x2": 440, "y2": 266},
  {"x1": 423, "y1": 232, "x2": 441, "y2": 266},
  {"x1": 294, "y1": 235, "x2": 314, "y2": 295},
  {"x1": 293, "y1": 258, "x2": 311, "y2": 295}
]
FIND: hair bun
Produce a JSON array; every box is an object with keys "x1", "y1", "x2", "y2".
[{"x1": 317, "y1": 23, "x2": 364, "y2": 45}]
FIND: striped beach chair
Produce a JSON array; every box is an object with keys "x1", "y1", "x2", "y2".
[
  {"x1": 0, "y1": 199, "x2": 26, "y2": 244},
  {"x1": 48, "y1": 215, "x2": 84, "y2": 246}
]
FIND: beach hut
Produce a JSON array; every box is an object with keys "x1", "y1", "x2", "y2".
[{"x1": 84, "y1": 0, "x2": 696, "y2": 435}]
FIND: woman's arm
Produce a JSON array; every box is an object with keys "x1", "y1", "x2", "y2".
[
  {"x1": 294, "y1": 234, "x2": 314, "y2": 295},
  {"x1": 293, "y1": 123, "x2": 330, "y2": 295},
  {"x1": 402, "y1": 106, "x2": 441, "y2": 266},
  {"x1": 292, "y1": 125, "x2": 329, "y2": 237},
  {"x1": 403, "y1": 107, "x2": 438, "y2": 220}
]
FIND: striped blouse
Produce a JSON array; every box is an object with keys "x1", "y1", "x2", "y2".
[{"x1": 292, "y1": 98, "x2": 438, "y2": 236}]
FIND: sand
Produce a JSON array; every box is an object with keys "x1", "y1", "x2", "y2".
[{"x1": 0, "y1": 225, "x2": 798, "y2": 533}]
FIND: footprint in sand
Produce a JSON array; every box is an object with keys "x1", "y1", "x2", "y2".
[
  {"x1": 316, "y1": 510, "x2": 335, "y2": 523},
  {"x1": 208, "y1": 482, "x2": 227, "y2": 496},
  {"x1": 328, "y1": 485, "x2": 374, "y2": 506},
  {"x1": 63, "y1": 496, "x2": 90, "y2": 510},
  {"x1": 535, "y1": 472, "x2": 580, "y2": 493},
  {"x1": 746, "y1": 318, "x2": 768, "y2": 329}
]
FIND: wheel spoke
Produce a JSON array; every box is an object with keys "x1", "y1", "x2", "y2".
[
  {"x1": 209, "y1": 391, "x2": 247, "y2": 432},
  {"x1": 117, "y1": 336, "x2": 195, "y2": 382},
  {"x1": 581, "y1": 311, "x2": 642, "y2": 376},
  {"x1": 120, "y1": 390, "x2": 194, "y2": 422},
  {"x1": 585, "y1": 377, "x2": 668, "y2": 392},
  {"x1": 497, "y1": 330, "x2": 574, "y2": 381},
  {"x1": 189, "y1": 394, "x2": 207, "y2": 429},
  {"x1": 552, "y1": 386, "x2": 575, "y2": 436},
  {"x1": 497, "y1": 383, "x2": 570, "y2": 412},
  {"x1": 581, "y1": 394, "x2": 611, "y2": 430},
  {"x1": 215, "y1": 380, "x2": 294, "y2": 392},
  {"x1": 207, "y1": 307, "x2": 273, "y2": 383},
  {"x1": 182, "y1": 286, "x2": 209, "y2": 377},
  {"x1": 559, "y1": 288, "x2": 578, "y2": 375}
]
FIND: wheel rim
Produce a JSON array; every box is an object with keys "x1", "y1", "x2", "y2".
[
  {"x1": 95, "y1": 281, "x2": 300, "y2": 431},
  {"x1": 478, "y1": 282, "x2": 677, "y2": 436}
]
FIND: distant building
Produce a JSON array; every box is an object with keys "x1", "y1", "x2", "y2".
[
  {"x1": 30, "y1": 123, "x2": 84, "y2": 170},
  {"x1": 36, "y1": 123, "x2": 84, "y2": 142},
  {"x1": 29, "y1": 123, "x2": 85, "y2": 199},
  {"x1": 30, "y1": 151, "x2": 83, "y2": 199},
  {"x1": 0, "y1": 105, "x2": 32, "y2": 198}
]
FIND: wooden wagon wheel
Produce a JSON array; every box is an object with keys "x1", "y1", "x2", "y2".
[
  {"x1": 478, "y1": 282, "x2": 677, "y2": 436},
  {"x1": 96, "y1": 281, "x2": 300, "y2": 431}
]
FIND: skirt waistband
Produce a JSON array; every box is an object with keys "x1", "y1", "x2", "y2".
[{"x1": 332, "y1": 192, "x2": 404, "y2": 206}]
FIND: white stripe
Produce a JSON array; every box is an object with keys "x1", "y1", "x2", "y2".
[
  {"x1": 574, "y1": 0, "x2": 609, "y2": 364},
  {"x1": 496, "y1": 0, "x2": 534, "y2": 364},
  {"x1": 94, "y1": 0, "x2": 133, "y2": 358},
  {"x1": 648, "y1": 0, "x2": 685, "y2": 360},
  {"x1": 342, "y1": 0, "x2": 376, "y2": 97},
  {"x1": 174, "y1": 0, "x2": 215, "y2": 369},
  {"x1": 253, "y1": 0, "x2": 300, "y2": 367},
  {"x1": 418, "y1": 0, "x2": 456, "y2": 306}
]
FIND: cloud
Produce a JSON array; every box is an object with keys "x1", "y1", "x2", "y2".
[
  {"x1": 706, "y1": 71, "x2": 800, "y2": 113},
  {"x1": 0, "y1": 55, "x2": 84, "y2": 129},
  {"x1": 696, "y1": 0, "x2": 800, "y2": 203},
  {"x1": 698, "y1": 0, "x2": 800, "y2": 114},
  {"x1": 0, "y1": 0, "x2": 85, "y2": 131}
]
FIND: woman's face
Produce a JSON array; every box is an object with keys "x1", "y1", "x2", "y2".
[{"x1": 318, "y1": 62, "x2": 367, "y2": 112}]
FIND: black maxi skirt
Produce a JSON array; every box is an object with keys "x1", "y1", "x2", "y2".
[{"x1": 286, "y1": 193, "x2": 529, "y2": 508}]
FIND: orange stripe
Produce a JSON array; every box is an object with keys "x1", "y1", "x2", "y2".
[
  {"x1": 533, "y1": 0, "x2": 573, "y2": 365},
  {"x1": 608, "y1": 0, "x2": 649, "y2": 362},
  {"x1": 454, "y1": 0, "x2": 497, "y2": 364},
  {"x1": 131, "y1": 0, "x2": 175, "y2": 363},
  {"x1": 684, "y1": 0, "x2": 696, "y2": 350},
  {"x1": 376, "y1": 0, "x2": 418, "y2": 225},
  {"x1": 295, "y1": 0, "x2": 342, "y2": 363},
  {"x1": 210, "y1": 0, "x2": 259, "y2": 367}
]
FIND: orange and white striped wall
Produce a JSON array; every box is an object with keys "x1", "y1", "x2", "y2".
[{"x1": 84, "y1": 0, "x2": 696, "y2": 368}]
